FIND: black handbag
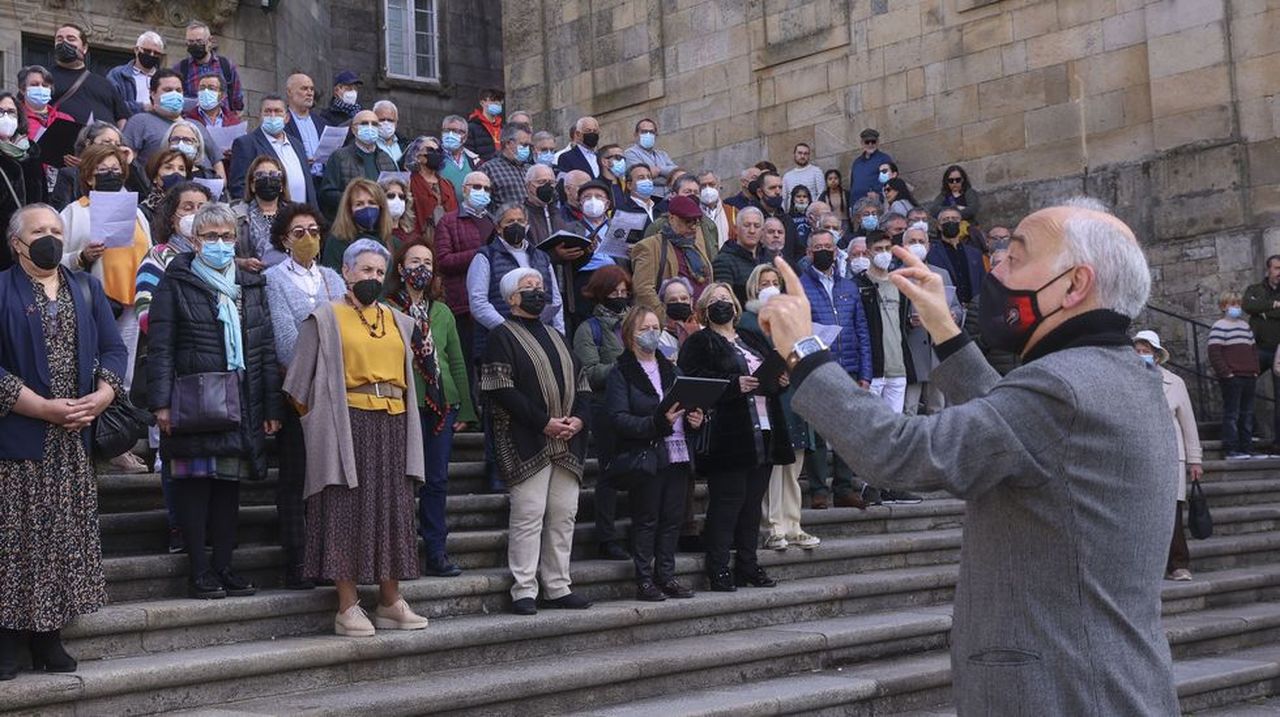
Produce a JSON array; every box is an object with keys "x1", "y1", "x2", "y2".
[
  {"x1": 170, "y1": 371, "x2": 243, "y2": 434},
  {"x1": 602, "y1": 442, "x2": 658, "y2": 492},
  {"x1": 1187, "y1": 481, "x2": 1213, "y2": 540}
]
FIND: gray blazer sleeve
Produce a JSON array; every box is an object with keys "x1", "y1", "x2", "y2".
[
  {"x1": 791, "y1": 343, "x2": 1074, "y2": 500},
  {"x1": 265, "y1": 272, "x2": 299, "y2": 368},
  {"x1": 931, "y1": 338, "x2": 1002, "y2": 405}
]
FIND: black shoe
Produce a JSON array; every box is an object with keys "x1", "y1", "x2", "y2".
[
  {"x1": 659, "y1": 579, "x2": 695, "y2": 599},
  {"x1": 283, "y1": 564, "x2": 315, "y2": 591},
  {"x1": 678, "y1": 535, "x2": 704, "y2": 553},
  {"x1": 881, "y1": 489, "x2": 923, "y2": 504},
  {"x1": 635, "y1": 581, "x2": 667, "y2": 602},
  {"x1": 167, "y1": 527, "x2": 185, "y2": 554},
  {"x1": 735, "y1": 566, "x2": 778, "y2": 588},
  {"x1": 0, "y1": 629, "x2": 21, "y2": 681},
  {"x1": 423, "y1": 556, "x2": 463, "y2": 577},
  {"x1": 859, "y1": 484, "x2": 883, "y2": 506},
  {"x1": 708, "y1": 570, "x2": 737, "y2": 592},
  {"x1": 540, "y1": 592, "x2": 593, "y2": 609},
  {"x1": 29, "y1": 630, "x2": 76, "y2": 673},
  {"x1": 216, "y1": 568, "x2": 257, "y2": 597},
  {"x1": 511, "y1": 597, "x2": 537, "y2": 615},
  {"x1": 189, "y1": 571, "x2": 227, "y2": 599},
  {"x1": 598, "y1": 542, "x2": 630, "y2": 561}
]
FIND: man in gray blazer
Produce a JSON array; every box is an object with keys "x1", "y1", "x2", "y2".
[{"x1": 759, "y1": 198, "x2": 1178, "y2": 715}]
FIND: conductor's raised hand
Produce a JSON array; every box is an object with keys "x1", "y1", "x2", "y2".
[
  {"x1": 888, "y1": 246, "x2": 961, "y2": 344},
  {"x1": 757, "y1": 256, "x2": 813, "y2": 359}
]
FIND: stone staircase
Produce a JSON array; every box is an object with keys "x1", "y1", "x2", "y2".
[{"x1": 3, "y1": 434, "x2": 1280, "y2": 715}]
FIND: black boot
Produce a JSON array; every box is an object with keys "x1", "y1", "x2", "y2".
[
  {"x1": 0, "y1": 628, "x2": 21, "y2": 680},
  {"x1": 29, "y1": 629, "x2": 76, "y2": 673},
  {"x1": 283, "y1": 548, "x2": 315, "y2": 591}
]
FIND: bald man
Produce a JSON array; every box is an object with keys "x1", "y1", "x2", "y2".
[
  {"x1": 761, "y1": 198, "x2": 1178, "y2": 715},
  {"x1": 318, "y1": 109, "x2": 398, "y2": 218},
  {"x1": 554, "y1": 116, "x2": 602, "y2": 179}
]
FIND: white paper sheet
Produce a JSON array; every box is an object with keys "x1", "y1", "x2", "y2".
[
  {"x1": 89, "y1": 191, "x2": 140, "y2": 248},
  {"x1": 313, "y1": 125, "x2": 349, "y2": 165},
  {"x1": 192, "y1": 177, "x2": 226, "y2": 200},
  {"x1": 814, "y1": 322, "x2": 843, "y2": 347},
  {"x1": 596, "y1": 222, "x2": 633, "y2": 259},
  {"x1": 205, "y1": 123, "x2": 247, "y2": 156}
]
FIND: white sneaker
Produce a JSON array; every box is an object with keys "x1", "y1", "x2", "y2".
[
  {"x1": 107, "y1": 451, "x2": 149, "y2": 474},
  {"x1": 1170, "y1": 569, "x2": 1192, "y2": 581},
  {"x1": 763, "y1": 534, "x2": 789, "y2": 551},
  {"x1": 374, "y1": 598, "x2": 429, "y2": 630},
  {"x1": 335, "y1": 603, "x2": 375, "y2": 637},
  {"x1": 787, "y1": 532, "x2": 821, "y2": 550}
]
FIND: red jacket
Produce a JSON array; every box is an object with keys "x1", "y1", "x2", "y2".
[{"x1": 434, "y1": 209, "x2": 495, "y2": 316}]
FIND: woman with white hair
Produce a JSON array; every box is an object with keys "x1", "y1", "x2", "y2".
[
  {"x1": 147, "y1": 202, "x2": 282, "y2": 599},
  {"x1": 162, "y1": 119, "x2": 224, "y2": 183},
  {"x1": 283, "y1": 238, "x2": 428, "y2": 636},
  {"x1": 481, "y1": 267, "x2": 592, "y2": 616},
  {"x1": 1133, "y1": 330, "x2": 1202, "y2": 581}
]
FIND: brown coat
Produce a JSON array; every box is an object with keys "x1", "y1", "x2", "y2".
[{"x1": 629, "y1": 227, "x2": 714, "y2": 317}]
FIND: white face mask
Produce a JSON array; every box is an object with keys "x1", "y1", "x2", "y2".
[
  {"x1": 177, "y1": 213, "x2": 196, "y2": 238},
  {"x1": 341, "y1": 90, "x2": 358, "y2": 105},
  {"x1": 387, "y1": 197, "x2": 406, "y2": 219},
  {"x1": 0, "y1": 115, "x2": 17, "y2": 140},
  {"x1": 377, "y1": 120, "x2": 396, "y2": 141},
  {"x1": 871, "y1": 252, "x2": 893, "y2": 271},
  {"x1": 849, "y1": 256, "x2": 872, "y2": 274},
  {"x1": 699, "y1": 186, "x2": 719, "y2": 206},
  {"x1": 757, "y1": 286, "x2": 781, "y2": 303},
  {"x1": 907, "y1": 243, "x2": 928, "y2": 261},
  {"x1": 582, "y1": 197, "x2": 606, "y2": 219}
]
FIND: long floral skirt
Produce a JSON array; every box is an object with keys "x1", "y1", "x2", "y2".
[{"x1": 304, "y1": 408, "x2": 419, "y2": 582}]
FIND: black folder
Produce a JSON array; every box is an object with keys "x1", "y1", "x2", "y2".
[
  {"x1": 657, "y1": 376, "x2": 731, "y2": 412},
  {"x1": 35, "y1": 119, "x2": 83, "y2": 168}
]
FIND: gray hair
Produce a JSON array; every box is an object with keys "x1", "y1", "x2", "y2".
[
  {"x1": 74, "y1": 121, "x2": 122, "y2": 154},
  {"x1": 6, "y1": 203, "x2": 60, "y2": 244},
  {"x1": 495, "y1": 201, "x2": 527, "y2": 222},
  {"x1": 807, "y1": 229, "x2": 836, "y2": 247},
  {"x1": 853, "y1": 197, "x2": 882, "y2": 215},
  {"x1": 18, "y1": 64, "x2": 53, "y2": 88},
  {"x1": 881, "y1": 211, "x2": 906, "y2": 224},
  {"x1": 697, "y1": 169, "x2": 718, "y2": 182},
  {"x1": 163, "y1": 119, "x2": 206, "y2": 156},
  {"x1": 500, "y1": 267, "x2": 542, "y2": 300},
  {"x1": 573, "y1": 116, "x2": 597, "y2": 134},
  {"x1": 500, "y1": 123, "x2": 527, "y2": 144},
  {"x1": 671, "y1": 174, "x2": 699, "y2": 194},
  {"x1": 735, "y1": 206, "x2": 764, "y2": 228},
  {"x1": 185, "y1": 20, "x2": 211, "y2": 35},
  {"x1": 136, "y1": 30, "x2": 165, "y2": 49},
  {"x1": 524, "y1": 163, "x2": 554, "y2": 183},
  {"x1": 403, "y1": 136, "x2": 439, "y2": 171},
  {"x1": 532, "y1": 130, "x2": 556, "y2": 144},
  {"x1": 441, "y1": 114, "x2": 467, "y2": 130},
  {"x1": 191, "y1": 202, "x2": 237, "y2": 236},
  {"x1": 1054, "y1": 196, "x2": 1151, "y2": 318},
  {"x1": 903, "y1": 225, "x2": 928, "y2": 244},
  {"x1": 343, "y1": 238, "x2": 391, "y2": 271},
  {"x1": 659, "y1": 276, "x2": 694, "y2": 301}
]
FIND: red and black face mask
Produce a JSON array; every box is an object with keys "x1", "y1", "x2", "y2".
[{"x1": 977, "y1": 267, "x2": 1073, "y2": 355}]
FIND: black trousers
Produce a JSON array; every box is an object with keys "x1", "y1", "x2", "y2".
[
  {"x1": 172, "y1": 477, "x2": 240, "y2": 578},
  {"x1": 704, "y1": 461, "x2": 772, "y2": 577},
  {"x1": 592, "y1": 402, "x2": 621, "y2": 545},
  {"x1": 631, "y1": 462, "x2": 690, "y2": 583},
  {"x1": 1168, "y1": 500, "x2": 1190, "y2": 573},
  {"x1": 275, "y1": 404, "x2": 307, "y2": 559}
]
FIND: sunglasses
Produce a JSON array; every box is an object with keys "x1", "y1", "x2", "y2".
[
  {"x1": 253, "y1": 171, "x2": 283, "y2": 180},
  {"x1": 385, "y1": 191, "x2": 406, "y2": 200},
  {"x1": 863, "y1": 139, "x2": 877, "y2": 145},
  {"x1": 947, "y1": 177, "x2": 964, "y2": 184},
  {"x1": 288, "y1": 226, "x2": 321, "y2": 239}
]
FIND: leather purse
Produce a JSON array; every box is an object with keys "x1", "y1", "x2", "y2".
[
  {"x1": 1187, "y1": 481, "x2": 1213, "y2": 540},
  {"x1": 170, "y1": 371, "x2": 242, "y2": 434}
]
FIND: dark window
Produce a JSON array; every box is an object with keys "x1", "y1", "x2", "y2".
[{"x1": 24, "y1": 35, "x2": 134, "y2": 76}]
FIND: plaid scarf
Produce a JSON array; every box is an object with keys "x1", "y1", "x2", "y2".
[{"x1": 392, "y1": 291, "x2": 447, "y2": 434}]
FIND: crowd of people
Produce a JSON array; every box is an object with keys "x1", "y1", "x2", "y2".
[{"x1": 0, "y1": 20, "x2": 1209, "y2": 682}]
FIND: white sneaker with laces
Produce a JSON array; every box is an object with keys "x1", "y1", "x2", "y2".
[
  {"x1": 374, "y1": 598, "x2": 430, "y2": 630},
  {"x1": 763, "y1": 534, "x2": 789, "y2": 551},
  {"x1": 335, "y1": 603, "x2": 375, "y2": 637},
  {"x1": 787, "y1": 532, "x2": 821, "y2": 549}
]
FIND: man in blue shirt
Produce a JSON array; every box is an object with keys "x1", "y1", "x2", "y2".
[{"x1": 849, "y1": 128, "x2": 893, "y2": 208}]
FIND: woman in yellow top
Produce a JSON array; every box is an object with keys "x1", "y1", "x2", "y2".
[
  {"x1": 283, "y1": 238, "x2": 430, "y2": 637},
  {"x1": 60, "y1": 142, "x2": 153, "y2": 473}
]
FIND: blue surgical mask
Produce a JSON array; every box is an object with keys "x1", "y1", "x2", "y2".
[
  {"x1": 878, "y1": 171, "x2": 891, "y2": 184},
  {"x1": 1140, "y1": 354, "x2": 1155, "y2": 366},
  {"x1": 610, "y1": 158, "x2": 626, "y2": 177},
  {"x1": 441, "y1": 131, "x2": 463, "y2": 151},
  {"x1": 861, "y1": 214, "x2": 879, "y2": 231},
  {"x1": 261, "y1": 116, "x2": 286, "y2": 135},
  {"x1": 1227, "y1": 306, "x2": 1243, "y2": 319},
  {"x1": 198, "y1": 88, "x2": 220, "y2": 111},
  {"x1": 486, "y1": 102, "x2": 503, "y2": 117},
  {"x1": 467, "y1": 188, "x2": 491, "y2": 210},
  {"x1": 25, "y1": 86, "x2": 52, "y2": 108},
  {"x1": 515, "y1": 144, "x2": 531, "y2": 163},
  {"x1": 172, "y1": 140, "x2": 198, "y2": 160},
  {"x1": 537, "y1": 150, "x2": 556, "y2": 166},
  {"x1": 355, "y1": 124, "x2": 379, "y2": 145},
  {"x1": 199, "y1": 240, "x2": 235, "y2": 269},
  {"x1": 638, "y1": 132, "x2": 656, "y2": 150},
  {"x1": 159, "y1": 90, "x2": 185, "y2": 114},
  {"x1": 635, "y1": 178, "x2": 654, "y2": 198},
  {"x1": 353, "y1": 206, "x2": 380, "y2": 229}
]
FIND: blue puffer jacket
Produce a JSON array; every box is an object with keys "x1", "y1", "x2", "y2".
[{"x1": 799, "y1": 265, "x2": 872, "y2": 382}]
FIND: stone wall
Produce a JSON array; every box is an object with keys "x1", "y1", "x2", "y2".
[{"x1": 502, "y1": 0, "x2": 1280, "y2": 339}]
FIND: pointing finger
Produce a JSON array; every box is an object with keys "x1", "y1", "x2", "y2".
[
  {"x1": 772, "y1": 256, "x2": 804, "y2": 297},
  {"x1": 891, "y1": 245, "x2": 924, "y2": 269}
]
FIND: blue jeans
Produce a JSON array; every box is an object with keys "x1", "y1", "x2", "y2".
[
  {"x1": 1221, "y1": 376, "x2": 1257, "y2": 454},
  {"x1": 419, "y1": 406, "x2": 458, "y2": 563}
]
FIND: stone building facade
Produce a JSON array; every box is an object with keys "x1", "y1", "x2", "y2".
[
  {"x1": 0, "y1": 0, "x2": 503, "y2": 140},
  {"x1": 503, "y1": 0, "x2": 1280, "y2": 356}
]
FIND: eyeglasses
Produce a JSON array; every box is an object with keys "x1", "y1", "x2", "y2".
[
  {"x1": 287, "y1": 226, "x2": 321, "y2": 239},
  {"x1": 385, "y1": 191, "x2": 405, "y2": 200},
  {"x1": 947, "y1": 177, "x2": 964, "y2": 184},
  {"x1": 0, "y1": 109, "x2": 16, "y2": 118},
  {"x1": 198, "y1": 232, "x2": 235, "y2": 243},
  {"x1": 253, "y1": 171, "x2": 283, "y2": 180}
]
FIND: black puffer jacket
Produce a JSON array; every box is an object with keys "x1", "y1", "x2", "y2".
[
  {"x1": 677, "y1": 327, "x2": 793, "y2": 476},
  {"x1": 146, "y1": 253, "x2": 282, "y2": 478},
  {"x1": 604, "y1": 351, "x2": 693, "y2": 469}
]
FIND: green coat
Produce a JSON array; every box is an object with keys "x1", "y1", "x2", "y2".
[
  {"x1": 417, "y1": 299, "x2": 477, "y2": 423},
  {"x1": 572, "y1": 305, "x2": 625, "y2": 393}
]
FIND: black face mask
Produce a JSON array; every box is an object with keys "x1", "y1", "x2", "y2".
[
  {"x1": 54, "y1": 42, "x2": 80, "y2": 64},
  {"x1": 762, "y1": 194, "x2": 783, "y2": 210},
  {"x1": 535, "y1": 183, "x2": 556, "y2": 204},
  {"x1": 977, "y1": 268, "x2": 1073, "y2": 355},
  {"x1": 187, "y1": 43, "x2": 209, "y2": 60},
  {"x1": 137, "y1": 52, "x2": 160, "y2": 70},
  {"x1": 254, "y1": 176, "x2": 283, "y2": 201},
  {"x1": 502, "y1": 223, "x2": 527, "y2": 246},
  {"x1": 424, "y1": 150, "x2": 445, "y2": 171},
  {"x1": 707, "y1": 300, "x2": 736, "y2": 326},
  {"x1": 581, "y1": 132, "x2": 600, "y2": 149},
  {"x1": 159, "y1": 173, "x2": 184, "y2": 191},
  {"x1": 94, "y1": 172, "x2": 124, "y2": 193},
  {"x1": 811, "y1": 249, "x2": 835, "y2": 272},
  {"x1": 602, "y1": 296, "x2": 630, "y2": 314},
  {"x1": 940, "y1": 221, "x2": 961, "y2": 239},
  {"x1": 22, "y1": 234, "x2": 63, "y2": 271},
  {"x1": 351, "y1": 278, "x2": 382, "y2": 306},
  {"x1": 518, "y1": 289, "x2": 548, "y2": 316},
  {"x1": 665, "y1": 301, "x2": 692, "y2": 321}
]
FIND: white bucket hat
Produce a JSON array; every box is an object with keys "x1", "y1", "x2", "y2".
[{"x1": 1132, "y1": 329, "x2": 1169, "y2": 364}]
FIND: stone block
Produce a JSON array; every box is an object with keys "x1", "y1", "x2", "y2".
[
  {"x1": 1217, "y1": 231, "x2": 1260, "y2": 273},
  {"x1": 773, "y1": 65, "x2": 832, "y2": 105},
  {"x1": 1253, "y1": 184, "x2": 1280, "y2": 223},
  {"x1": 1145, "y1": 0, "x2": 1226, "y2": 38},
  {"x1": 1152, "y1": 104, "x2": 1234, "y2": 151},
  {"x1": 961, "y1": 13, "x2": 1013, "y2": 54},
  {"x1": 943, "y1": 46, "x2": 1005, "y2": 91},
  {"x1": 1085, "y1": 88, "x2": 1127, "y2": 135},
  {"x1": 907, "y1": 67, "x2": 926, "y2": 100},
  {"x1": 1237, "y1": 96, "x2": 1280, "y2": 143},
  {"x1": 1001, "y1": 41, "x2": 1028, "y2": 76},
  {"x1": 960, "y1": 113, "x2": 1026, "y2": 159},
  {"x1": 1084, "y1": 123, "x2": 1154, "y2": 167},
  {"x1": 1026, "y1": 22, "x2": 1104, "y2": 70},
  {"x1": 1044, "y1": 63, "x2": 1072, "y2": 105},
  {"x1": 1152, "y1": 188, "x2": 1246, "y2": 240},
  {"x1": 785, "y1": 92, "x2": 843, "y2": 126},
  {"x1": 883, "y1": 36, "x2": 925, "y2": 75},
  {"x1": 1228, "y1": 8, "x2": 1280, "y2": 60},
  {"x1": 1149, "y1": 65, "x2": 1233, "y2": 119},
  {"x1": 1153, "y1": 143, "x2": 1243, "y2": 197},
  {"x1": 888, "y1": 96, "x2": 939, "y2": 139},
  {"x1": 1248, "y1": 139, "x2": 1280, "y2": 186},
  {"x1": 715, "y1": 113, "x2": 761, "y2": 148},
  {"x1": 1014, "y1": 139, "x2": 1088, "y2": 184},
  {"x1": 1146, "y1": 23, "x2": 1228, "y2": 80},
  {"x1": 1025, "y1": 101, "x2": 1082, "y2": 147},
  {"x1": 1070, "y1": 44, "x2": 1148, "y2": 96},
  {"x1": 1102, "y1": 8, "x2": 1146, "y2": 50},
  {"x1": 1235, "y1": 53, "x2": 1280, "y2": 101},
  {"x1": 1011, "y1": 2, "x2": 1060, "y2": 42},
  {"x1": 867, "y1": 6, "x2": 922, "y2": 50},
  {"x1": 1122, "y1": 82, "x2": 1153, "y2": 126},
  {"x1": 935, "y1": 85, "x2": 981, "y2": 129},
  {"x1": 923, "y1": 61, "x2": 947, "y2": 96},
  {"x1": 976, "y1": 69, "x2": 1049, "y2": 118},
  {"x1": 1058, "y1": 0, "x2": 1118, "y2": 29}
]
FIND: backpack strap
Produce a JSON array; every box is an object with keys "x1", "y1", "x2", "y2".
[{"x1": 589, "y1": 316, "x2": 603, "y2": 348}]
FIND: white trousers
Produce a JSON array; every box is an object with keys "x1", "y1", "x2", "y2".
[
  {"x1": 507, "y1": 464, "x2": 580, "y2": 601},
  {"x1": 869, "y1": 376, "x2": 908, "y2": 414},
  {"x1": 763, "y1": 454, "x2": 806, "y2": 537}
]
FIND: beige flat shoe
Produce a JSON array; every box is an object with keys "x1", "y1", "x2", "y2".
[
  {"x1": 374, "y1": 598, "x2": 429, "y2": 630},
  {"x1": 335, "y1": 603, "x2": 375, "y2": 637}
]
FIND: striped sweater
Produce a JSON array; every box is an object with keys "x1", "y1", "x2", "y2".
[
  {"x1": 134, "y1": 244, "x2": 188, "y2": 335},
  {"x1": 1207, "y1": 317, "x2": 1258, "y2": 378}
]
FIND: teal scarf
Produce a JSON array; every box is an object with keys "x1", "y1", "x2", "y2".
[{"x1": 190, "y1": 256, "x2": 245, "y2": 370}]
